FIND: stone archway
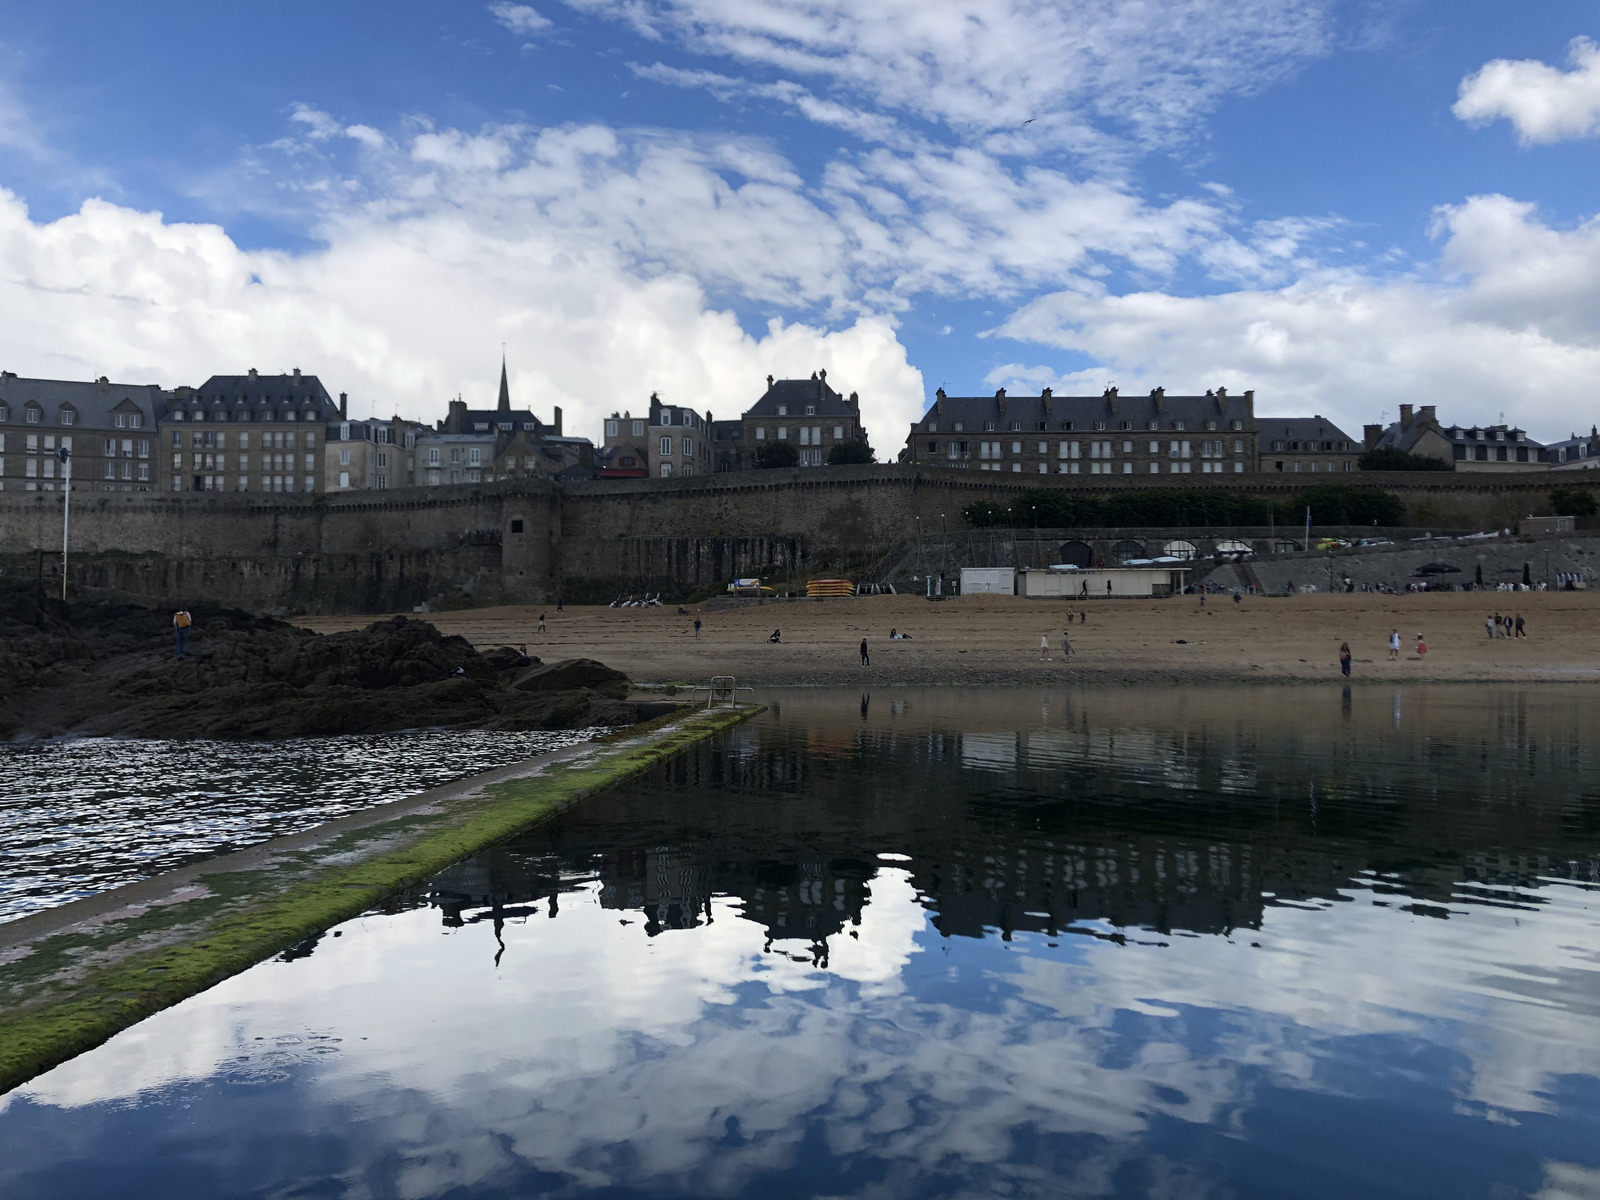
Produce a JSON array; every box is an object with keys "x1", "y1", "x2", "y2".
[
  {"x1": 1056, "y1": 540, "x2": 1093, "y2": 568},
  {"x1": 1111, "y1": 539, "x2": 1145, "y2": 563}
]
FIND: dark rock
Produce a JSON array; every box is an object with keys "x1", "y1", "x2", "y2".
[
  {"x1": 0, "y1": 581, "x2": 632, "y2": 740},
  {"x1": 512, "y1": 658, "x2": 630, "y2": 700}
]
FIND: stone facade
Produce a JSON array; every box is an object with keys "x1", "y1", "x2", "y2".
[
  {"x1": 326, "y1": 416, "x2": 427, "y2": 491},
  {"x1": 742, "y1": 373, "x2": 864, "y2": 468},
  {"x1": 902, "y1": 386, "x2": 1257, "y2": 477},
  {"x1": 600, "y1": 395, "x2": 713, "y2": 478},
  {"x1": 1258, "y1": 415, "x2": 1361, "y2": 475},
  {"x1": 417, "y1": 363, "x2": 593, "y2": 485},
  {"x1": 162, "y1": 369, "x2": 340, "y2": 494},
  {"x1": 0, "y1": 373, "x2": 160, "y2": 494}
]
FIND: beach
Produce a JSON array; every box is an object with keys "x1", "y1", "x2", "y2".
[{"x1": 298, "y1": 590, "x2": 1600, "y2": 687}]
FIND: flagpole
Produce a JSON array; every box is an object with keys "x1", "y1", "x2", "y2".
[{"x1": 59, "y1": 448, "x2": 72, "y2": 600}]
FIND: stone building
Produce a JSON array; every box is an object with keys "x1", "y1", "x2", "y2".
[
  {"x1": 0, "y1": 373, "x2": 160, "y2": 493},
  {"x1": 326, "y1": 416, "x2": 427, "y2": 491},
  {"x1": 901, "y1": 386, "x2": 1257, "y2": 476},
  {"x1": 741, "y1": 372, "x2": 864, "y2": 468},
  {"x1": 1547, "y1": 427, "x2": 1600, "y2": 471},
  {"x1": 1258, "y1": 415, "x2": 1361, "y2": 474},
  {"x1": 416, "y1": 361, "x2": 594, "y2": 486},
  {"x1": 600, "y1": 394, "x2": 713, "y2": 478},
  {"x1": 1363, "y1": 405, "x2": 1546, "y2": 472},
  {"x1": 162, "y1": 369, "x2": 341, "y2": 493}
]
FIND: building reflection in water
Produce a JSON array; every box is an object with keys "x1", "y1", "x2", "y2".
[{"x1": 397, "y1": 685, "x2": 1600, "y2": 968}]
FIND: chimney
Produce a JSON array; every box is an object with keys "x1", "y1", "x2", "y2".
[
  {"x1": 1363, "y1": 423, "x2": 1383, "y2": 450},
  {"x1": 1040, "y1": 387, "x2": 1052, "y2": 399},
  {"x1": 1243, "y1": 389, "x2": 1254, "y2": 415},
  {"x1": 248, "y1": 367, "x2": 258, "y2": 378},
  {"x1": 339, "y1": 392, "x2": 348, "y2": 419},
  {"x1": 848, "y1": 391, "x2": 858, "y2": 408},
  {"x1": 553, "y1": 405, "x2": 563, "y2": 435},
  {"x1": 1152, "y1": 386, "x2": 1164, "y2": 414},
  {"x1": 1419, "y1": 405, "x2": 1436, "y2": 424},
  {"x1": 1214, "y1": 385, "x2": 1227, "y2": 412},
  {"x1": 819, "y1": 368, "x2": 827, "y2": 383},
  {"x1": 293, "y1": 367, "x2": 301, "y2": 380},
  {"x1": 766, "y1": 374, "x2": 773, "y2": 389},
  {"x1": 1398, "y1": 403, "x2": 1414, "y2": 427}
]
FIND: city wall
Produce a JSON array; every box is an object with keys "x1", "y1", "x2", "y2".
[{"x1": 0, "y1": 467, "x2": 1593, "y2": 611}]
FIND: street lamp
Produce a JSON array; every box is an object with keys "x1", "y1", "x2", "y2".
[{"x1": 57, "y1": 446, "x2": 72, "y2": 600}]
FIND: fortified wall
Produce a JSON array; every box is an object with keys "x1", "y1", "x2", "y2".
[{"x1": 0, "y1": 466, "x2": 1592, "y2": 611}]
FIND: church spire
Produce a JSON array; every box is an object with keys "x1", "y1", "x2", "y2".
[{"x1": 497, "y1": 355, "x2": 511, "y2": 412}]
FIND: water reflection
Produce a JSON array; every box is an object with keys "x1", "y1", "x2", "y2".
[{"x1": 1, "y1": 686, "x2": 1598, "y2": 1200}]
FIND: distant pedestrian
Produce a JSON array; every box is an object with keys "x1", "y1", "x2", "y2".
[
  {"x1": 1339, "y1": 642, "x2": 1351, "y2": 677},
  {"x1": 1388, "y1": 628, "x2": 1400, "y2": 660},
  {"x1": 538, "y1": 612, "x2": 547, "y2": 633},
  {"x1": 694, "y1": 618, "x2": 702, "y2": 638},
  {"x1": 860, "y1": 638, "x2": 870, "y2": 667},
  {"x1": 173, "y1": 607, "x2": 192, "y2": 660},
  {"x1": 1485, "y1": 614, "x2": 1494, "y2": 639},
  {"x1": 1233, "y1": 591, "x2": 1241, "y2": 604},
  {"x1": 1067, "y1": 611, "x2": 1074, "y2": 623},
  {"x1": 1515, "y1": 613, "x2": 1526, "y2": 638},
  {"x1": 556, "y1": 600, "x2": 564, "y2": 613},
  {"x1": 1061, "y1": 632, "x2": 1073, "y2": 657},
  {"x1": 1105, "y1": 580, "x2": 1112, "y2": 595},
  {"x1": 1079, "y1": 610, "x2": 1087, "y2": 623},
  {"x1": 1416, "y1": 633, "x2": 1427, "y2": 657},
  {"x1": 1039, "y1": 634, "x2": 1050, "y2": 661}
]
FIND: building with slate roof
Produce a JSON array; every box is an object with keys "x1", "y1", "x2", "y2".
[
  {"x1": 1363, "y1": 404, "x2": 1546, "y2": 472},
  {"x1": 901, "y1": 386, "x2": 1257, "y2": 476},
  {"x1": 327, "y1": 415, "x2": 428, "y2": 491},
  {"x1": 600, "y1": 394, "x2": 713, "y2": 478},
  {"x1": 162, "y1": 368, "x2": 342, "y2": 493},
  {"x1": 416, "y1": 360, "x2": 594, "y2": 485},
  {"x1": 1547, "y1": 427, "x2": 1600, "y2": 471},
  {"x1": 740, "y1": 371, "x2": 864, "y2": 468},
  {"x1": 0, "y1": 372, "x2": 161, "y2": 493},
  {"x1": 1258, "y1": 415, "x2": 1361, "y2": 475}
]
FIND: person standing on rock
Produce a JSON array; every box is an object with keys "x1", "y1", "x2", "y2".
[
  {"x1": 859, "y1": 638, "x2": 870, "y2": 667},
  {"x1": 173, "y1": 607, "x2": 192, "y2": 660}
]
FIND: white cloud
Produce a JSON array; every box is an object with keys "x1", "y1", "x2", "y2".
[
  {"x1": 1455, "y1": 37, "x2": 1600, "y2": 144},
  {"x1": 488, "y1": 2, "x2": 554, "y2": 38},
  {"x1": 573, "y1": 0, "x2": 1333, "y2": 153},
  {"x1": 988, "y1": 194, "x2": 1600, "y2": 439}
]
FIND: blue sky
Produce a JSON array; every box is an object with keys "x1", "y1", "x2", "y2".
[{"x1": 2, "y1": 1, "x2": 1599, "y2": 447}]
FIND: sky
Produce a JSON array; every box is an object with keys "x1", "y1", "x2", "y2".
[{"x1": 1, "y1": 1, "x2": 1599, "y2": 451}]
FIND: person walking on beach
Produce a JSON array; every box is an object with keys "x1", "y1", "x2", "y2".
[
  {"x1": 538, "y1": 612, "x2": 547, "y2": 633},
  {"x1": 1080, "y1": 610, "x2": 1087, "y2": 624},
  {"x1": 1416, "y1": 632, "x2": 1427, "y2": 657},
  {"x1": 860, "y1": 638, "x2": 870, "y2": 667},
  {"x1": 1339, "y1": 642, "x2": 1352, "y2": 677},
  {"x1": 1039, "y1": 634, "x2": 1050, "y2": 661},
  {"x1": 1388, "y1": 628, "x2": 1400, "y2": 660},
  {"x1": 1485, "y1": 614, "x2": 1494, "y2": 639},
  {"x1": 1061, "y1": 631, "x2": 1073, "y2": 657},
  {"x1": 1515, "y1": 613, "x2": 1526, "y2": 638},
  {"x1": 694, "y1": 617, "x2": 702, "y2": 638},
  {"x1": 173, "y1": 607, "x2": 192, "y2": 660}
]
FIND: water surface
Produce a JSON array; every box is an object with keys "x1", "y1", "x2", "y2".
[{"x1": 1, "y1": 686, "x2": 1597, "y2": 1199}]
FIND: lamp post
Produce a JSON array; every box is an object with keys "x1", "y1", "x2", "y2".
[
  {"x1": 57, "y1": 446, "x2": 72, "y2": 600},
  {"x1": 940, "y1": 512, "x2": 947, "y2": 595},
  {"x1": 1031, "y1": 504, "x2": 1038, "y2": 568}
]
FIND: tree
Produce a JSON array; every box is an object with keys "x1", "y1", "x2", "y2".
[
  {"x1": 827, "y1": 438, "x2": 877, "y2": 465},
  {"x1": 1549, "y1": 485, "x2": 1599, "y2": 517},
  {"x1": 753, "y1": 442, "x2": 799, "y2": 469},
  {"x1": 1358, "y1": 447, "x2": 1453, "y2": 472}
]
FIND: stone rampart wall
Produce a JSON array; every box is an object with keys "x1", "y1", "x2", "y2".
[{"x1": 0, "y1": 467, "x2": 1593, "y2": 611}]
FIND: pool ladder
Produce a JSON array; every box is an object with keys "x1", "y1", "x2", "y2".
[{"x1": 691, "y1": 676, "x2": 756, "y2": 709}]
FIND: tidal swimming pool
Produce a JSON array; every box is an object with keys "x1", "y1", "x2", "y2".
[{"x1": 1, "y1": 686, "x2": 1597, "y2": 1199}]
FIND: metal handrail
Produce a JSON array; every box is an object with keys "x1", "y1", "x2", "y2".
[{"x1": 689, "y1": 676, "x2": 756, "y2": 709}]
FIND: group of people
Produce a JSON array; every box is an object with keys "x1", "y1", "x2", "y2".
[{"x1": 1486, "y1": 613, "x2": 1526, "y2": 638}]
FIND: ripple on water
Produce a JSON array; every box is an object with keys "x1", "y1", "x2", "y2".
[{"x1": 0, "y1": 728, "x2": 602, "y2": 923}]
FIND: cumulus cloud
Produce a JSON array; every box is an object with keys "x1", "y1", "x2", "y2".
[
  {"x1": 574, "y1": 0, "x2": 1334, "y2": 153},
  {"x1": 988, "y1": 194, "x2": 1600, "y2": 438},
  {"x1": 1455, "y1": 36, "x2": 1600, "y2": 144},
  {"x1": 488, "y1": 2, "x2": 554, "y2": 38}
]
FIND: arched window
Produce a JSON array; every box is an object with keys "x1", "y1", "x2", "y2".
[
  {"x1": 659, "y1": 462, "x2": 673, "y2": 478},
  {"x1": 1056, "y1": 541, "x2": 1093, "y2": 567},
  {"x1": 1111, "y1": 539, "x2": 1145, "y2": 563},
  {"x1": 1162, "y1": 540, "x2": 1199, "y2": 560}
]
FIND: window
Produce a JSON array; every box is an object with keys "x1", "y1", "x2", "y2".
[
  {"x1": 1093, "y1": 420, "x2": 1105, "y2": 431},
  {"x1": 777, "y1": 426, "x2": 788, "y2": 440},
  {"x1": 834, "y1": 425, "x2": 844, "y2": 439},
  {"x1": 1122, "y1": 441, "x2": 1133, "y2": 453},
  {"x1": 755, "y1": 427, "x2": 766, "y2": 440},
  {"x1": 984, "y1": 420, "x2": 995, "y2": 431},
  {"x1": 605, "y1": 419, "x2": 619, "y2": 437},
  {"x1": 682, "y1": 464, "x2": 694, "y2": 477},
  {"x1": 1205, "y1": 420, "x2": 1217, "y2": 431},
  {"x1": 632, "y1": 420, "x2": 645, "y2": 437},
  {"x1": 659, "y1": 435, "x2": 673, "y2": 456},
  {"x1": 339, "y1": 449, "x2": 351, "y2": 466},
  {"x1": 1061, "y1": 421, "x2": 1073, "y2": 431},
  {"x1": 60, "y1": 408, "x2": 75, "y2": 425},
  {"x1": 777, "y1": 404, "x2": 788, "y2": 416},
  {"x1": 953, "y1": 422, "x2": 964, "y2": 432},
  {"x1": 376, "y1": 452, "x2": 387, "y2": 468},
  {"x1": 339, "y1": 472, "x2": 351, "y2": 488},
  {"x1": 1233, "y1": 440, "x2": 1244, "y2": 453},
  {"x1": 449, "y1": 448, "x2": 461, "y2": 463},
  {"x1": 25, "y1": 405, "x2": 40, "y2": 424},
  {"x1": 660, "y1": 462, "x2": 673, "y2": 478},
  {"x1": 1173, "y1": 420, "x2": 1185, "y2": 431},
  {"x1": 926, "y1": 421, "x2": 938, "y2": 433},
  {"x1": 805, "y1": 405, "x2": 816, "y2": 416},
  {"x1": 1011, "y1": 441, "x2": 1022, "y2": 454},
  {"x1": 427, "y1": 448, "x2": 441, "y2": 465},
  {"x1": 468, "y1": 447, "x2": 482, "y2": 466},
  {"x1": 683, "y1": 436, "x2": 694, "y2": 456},
  {"x1": 1148, "y1": 441, "x2": 1159, "y2": 454}
]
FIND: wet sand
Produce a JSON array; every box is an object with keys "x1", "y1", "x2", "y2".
[{"x1": 298, "y1": 591, "x2": 1600, "y2": 687}]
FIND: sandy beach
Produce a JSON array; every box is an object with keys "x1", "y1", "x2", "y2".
[{"x1": 298, "y1": 591, "x2": 1600, "y2": 688}]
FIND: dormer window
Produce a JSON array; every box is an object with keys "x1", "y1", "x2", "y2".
[
  {"x1": 59, "y1": 407, "x2": 75, "y2": 426},
  {"x1": 984, "y1": 420, "x2": 995, "y2": 431},
  {"x1": 1205, "y1": 420, "x2": 1217, "y2": 431},
  {"x1": 114, "y1": 413, "x2": 127, "y2": 429},
  {"x1": 1062, "y1": 421, "x2": 1074, "y2": 431},
  {"x1": 927, "y1": 421, "x2": 938, "y2": 433},
  {"x1": 805, "y1": 405, "x2": 816, "y2": 416},
  {"x1": 1147, "y1": 420, "x2": 1158, "y2": 431},
  {"x1": 0, "y1": 404, "x2": 8, "y2": 421},
  {"x1": 953, "y1": 421, "x2": 964, "y2": 432},
  {"x1": 1093, "y1": 420, "x2": 1105, "y2": 431},
  {"x1": 1009, "y1": 421, "x2": 1020, "y2": 432},
  {"x1": 1120, "y1": 420, "x2": 1132, "y2": 431},
  {"x1": 1230, "y1": 419, "x2": 1242, "y2": 431},
  {"x1": 777, "y1": 404, "x2": 788, "y2": 416},
  {"x1": 1173, "y1": 420, "x2": 1185, "y2": 431},
  {"x1": 474, "y1": 423, "x2": 489, "y2": 432}
]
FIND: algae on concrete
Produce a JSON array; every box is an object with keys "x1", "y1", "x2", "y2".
[{"x1": 0, "y1": 705, "x2": 762, "y2": 1095}]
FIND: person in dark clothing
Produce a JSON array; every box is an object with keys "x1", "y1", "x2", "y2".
[
  {"x1": 768, "y1": 629, "x2": 781, "y2": 643},
  {"x1": 694, "y1": 618, "x2": 702, "y2": 637},
  {"x1": 1514, "y1": 613, "x2": 1526, "y2": 638},
  {"x1": 1339, "y1": 642, "x2": 1351, "y2": 677},
  {"x1": 859, "y1": 638, "x2": 870, "y2": 666},
  {"x1": 173, "y1": 607, "x2": 192, "y2": 659}
]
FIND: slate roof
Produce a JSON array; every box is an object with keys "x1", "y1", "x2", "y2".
[
  {"x1": 916, "y1": 388, "x2": 1255, "y2": 432},
  {"x1": 178, "y1": 372, "x2": 340, "y2": 421},
  {"x1": 0, "y1": 374, "x2": 162, "y2": 427},
  {"x1": 743, "y1": 376, "x2": 856, "y2": 418},
  {"x1": 1259, "y1": 416, "x2": 1358, "y2": 448},
  {"x1": 1440, "y1": 423, "x2": 1542, "y2": 447}
]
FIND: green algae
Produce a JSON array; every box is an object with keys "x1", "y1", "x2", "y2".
[{"x1": 0, "y1": 705, "x2": 761, "y2": 1095}]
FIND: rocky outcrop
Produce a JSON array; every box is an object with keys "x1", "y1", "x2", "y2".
[{"x1": 0, "y1": 584, "x2": 641, "y2": 740}]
